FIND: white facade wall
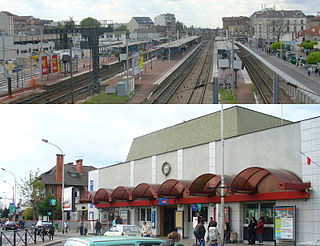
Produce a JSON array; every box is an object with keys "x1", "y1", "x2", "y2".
[{"x1": 89, "y1": 117, "x2": 320, "y2": 242}]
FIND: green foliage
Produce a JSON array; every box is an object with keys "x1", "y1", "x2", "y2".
[
  {"x1": 23, "y1": 208, "x2": 33, "y2": 220},
  {"x1": 306, "y1": 51, "x2": 320, "y2": 64},
  {"x1": 19, "y1": 169, "x2": 45, "y2": 220},
  {"x1": 0, "y1": 207, "x2": 10, "y2": 218},
  {"x1": 302, "y1": 40, "x2": 318, "y2": 49},
  {"x1": 219, "y1": 89, "x2": 237, "y2": 104},
  {"x1": 176, "y1": 21, "x2": 186, "y2": 33},
  {"x1": 58, "y1": 17, "x2": 76, "y2": 29},
  {"x1": 83, "y1": 94, "x2": 130, "y2": 104},
  {"x1": 116, "y1": 25, "x2": 128, "y2": 31},
  {"x1": 271, "y1": 42, "x2": 284, "y2": 50},
  {"x1": 80, "y1": 17, "x2": 101, "y2": 28}
]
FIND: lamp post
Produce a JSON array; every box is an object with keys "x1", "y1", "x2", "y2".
[
  {"x1": 1, "y1": 168, "x2": 16, "y2": 207},
  {"x1": 42, "y1": 139, "x2": 65, "y2": 234}
]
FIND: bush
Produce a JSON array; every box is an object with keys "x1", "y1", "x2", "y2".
[
  {"x1": 271, "y1": 42, "x2": 284, "y2": 50},
  {"x1": 302, "y1": 40, "x2": 318, "y2": 50},
  {"x1": 306, "y1": 51, "x2": 320, "y2": 64}
]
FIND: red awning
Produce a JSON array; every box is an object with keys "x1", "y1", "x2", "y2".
[
  {"x1": 79, "y1": 191, "x2": 95, "y2": 203},
  {"x1": 132, "y1": 183, "x2": 160, "y2": 199},
  {"x1": 230, "y1": 167, "x2": 309, "y2": 193},
  {"x1": 187, "y1": 173, "x2": 233, "y2": 196},
  {"x1": 94, "y1": 188, "x2": 113, "y2": 203},
  {"x1": 158, "y1": 179, "x2": 192, "y2": 198},
  {"x1": 112, "y1": 186, "x2": 134, "y2": 201}
]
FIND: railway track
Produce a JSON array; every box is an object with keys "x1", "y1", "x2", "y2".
[
  {"x1": 13, "y1": 63, "x2": 123, "y2": 104},
  {"x1": 147, "y1": 41, "x2": 213, "y2": 104},
  {"x1": 237, "y1": 46, "x2": 293, "y2": 104}
]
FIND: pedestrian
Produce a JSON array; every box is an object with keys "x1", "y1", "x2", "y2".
[
  {"x1": 206, "y1": 221, "x2": 220, "y2": 246},
  {"x1": 224, "y1": 221, "x2": 231, "y2": 243},
  {"x1": 248, "y1": 216, "x2": 257, "y2": 244},
  {"x1": 207, "y1": 217, "x2": 215, "y2": 231},
  {"x1": 160, "y1": 231, "x2": 181, "y2": 246},
  {"x1": 95, "y1": 219, "x2": 102, "y2": 236},
  {"x1": 307, "y1": 66, "x2": 311, "y2": 77},
  {"x1": 112, "y1": 218, "x2": 117, "y2": 226},
  {"x1": 315, "y1": 67, "x2": 319, "y2": 77},
  {"x1": 83, "y1": 220, "x2": 87, "y2": 235},
  {"x1": 64, "y1": 221, "x2": 68, "y2": 233},
  {"x1": 80, "y1": 221, "x2": 84, "y2": 235},
  {"x1": 194, "y1": 218, "x2": 206, "y2": 246},
  {"x1": 142, "y1": 221, "x2": 152, "y2": 237},
  {"x1": 255, "y1": 217, "x2": 264, "y2": 245}
]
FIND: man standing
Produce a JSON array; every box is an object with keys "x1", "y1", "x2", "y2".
[
  {"x1": 196, "y1": 218, "x2": 206, "y2": 246},
  {"x1": 95, "y1": 219, "x2": 102, "y2": 236},
  {"x1": 207, "y1": 217, "x2": 214, "y2": 230}
]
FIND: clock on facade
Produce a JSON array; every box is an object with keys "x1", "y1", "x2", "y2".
[{"x1": 161, "y1": 162, "x2": 171, "y2": 175}]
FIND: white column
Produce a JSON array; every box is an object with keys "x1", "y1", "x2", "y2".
[
  {"x1": 209, "y1": 142, "x2": 216, "y2": 173},
  {"x1": 130, "y1": 161, "x2": 135, "y2": 187},
  {"x1": 178, "y1": 149, "x2": 183, "y2": 179},
  {"x1": 152, "y1": 156, "x2": 157, "y2": 183}
]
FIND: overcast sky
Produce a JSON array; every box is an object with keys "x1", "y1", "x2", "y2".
[
  {"x1": 0, "y1": 104, "x2": 319, "y2": 206},
  {"x1": 1, "y1": 0, "x2": 319, "y2": 28}
]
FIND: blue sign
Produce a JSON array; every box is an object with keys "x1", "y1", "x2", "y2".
[
  {"x1": 159, "y1": 198, "x2": 168, "y2": 205},
  {"x1": 90, "y1": 180, "x2": 93, "y2": 191},
  {"x1": 152, "y1": 210, "x2": 155, "y2": 229},
  {"x1": 192, "y1": 205, "x2": 198, "y2": 211},
  {"x1": 89, "y1": 203, "x2": 93, "y2": 208}
]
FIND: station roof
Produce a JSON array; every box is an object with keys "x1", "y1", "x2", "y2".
[
  {"x1": 215, "y1": 40, "x2": 239, "y2": 50},
  {"x1": 156, "y1": 36, "x2": 200, "y2": 49},
  {"x1": 126, "y1": 106, "x2": 291, "y2": 162}
]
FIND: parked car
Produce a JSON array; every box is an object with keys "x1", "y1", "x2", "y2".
[
  {"x1": 33, "y1": 220, "x2": 54, "y2": 235},
  {"x1": 3, "y1": 221, "x2": 19, "y2": 231},
  {"x1": 65, "y1": 236, "x2": 184, "y2": 246},
  {"x1": 104, "y1": 225, "x2": 143, "y2": 237}
]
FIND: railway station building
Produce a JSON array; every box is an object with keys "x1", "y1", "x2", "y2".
[{"x1": 82, "y1": 106, "x2": 319, "y2": 243}]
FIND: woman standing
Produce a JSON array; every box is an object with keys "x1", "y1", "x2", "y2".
[
  {"x1": 248, "y1": 216, "x2": 257, "y2": 244},
  {"x1": 255, "y1": 217, "x2": 264, "y2": 245},
  {"x1": 142, "y1": 221, "x2": 152, "y2": 237}
]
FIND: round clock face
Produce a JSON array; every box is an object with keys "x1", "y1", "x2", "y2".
[{"x1": 162, "y1": 162, "x2": 171, "y2": 175}]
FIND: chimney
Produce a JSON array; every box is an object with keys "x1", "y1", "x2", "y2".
[
  {"x1": 56, "y1": 154, "x2": 64, "y2": 183},
  {"x1": 76, "y1": 159, "x2": 83, "y2": 175}
]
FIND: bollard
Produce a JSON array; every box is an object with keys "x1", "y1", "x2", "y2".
[
  {"x1": 8, "y1": 77, "x2": 12, "y2": 96},
  {"x1": 25, "y1": 229, "x2": 27, "y2": 246}
]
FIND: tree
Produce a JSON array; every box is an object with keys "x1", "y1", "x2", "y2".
[
  {"x1": 271, "y1": 41, "x2": 284, "y2": 50},
  {"x1": 115, "y1": 25, "x2": 128, "y2": 32},
  {"x1": 175, "y1": 21, "x2": 186, "y2": 33},
  {"x1": 19, "y1": 169, "x2": 45, "y2": 220},
  {"x1": 80, "y1": 17, "x2": 101, "y2": 28},
  {"x1": 307, "y1": 51, "x2": 320, "y2": 64},
  {"x1": 301, "y1": 40, "x2": 318, "y2": 50},
  {"x1": 22, "y1": 208, "x2": 33, "y2": 220}
]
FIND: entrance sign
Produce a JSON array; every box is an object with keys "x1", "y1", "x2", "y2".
[
  {"x1": 192, "y1": 205, "x2": 198, "y2": 211},
  {"x1": 274, "y1": 206, "x2": 296, "y2": 240},
  {"x1": 159, "y1": 198, "x2": 168, "y2": 205}
]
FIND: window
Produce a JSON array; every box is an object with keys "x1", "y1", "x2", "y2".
[
  {"x1": 243, "y1": 202, "x2": 275, "y2": 224},
  {"x1": 287, "y1": 26, "x2": 290, "y2": 32},
  {"x1": 301, "y1": 20, "x2": 304, "y2": 25},
  {"x1": 287, "y1": 20, "x2": 290, "y2": 25},
  {"x1": 139, "y1": 208, "x2": 151, "y2": 221},
  {"x1": 51, "y1": 188, "x2": 55, "y2": 195}
]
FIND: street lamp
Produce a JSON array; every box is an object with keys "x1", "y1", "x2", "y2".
[
  {"x1": 1, "y1": 168, "x2": 16, "y2": 207},
  {"x1": 42, "y1": 139, "x2": 65, "y2": 234}
]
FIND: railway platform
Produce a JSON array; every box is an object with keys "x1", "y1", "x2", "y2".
[{"x1": 237, "y1": 43, "x2": 320, "y2": 103}]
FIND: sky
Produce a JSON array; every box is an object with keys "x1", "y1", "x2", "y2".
[
  {"x1": 0, "y1": 0, "x2": 319, "y2": 29},
  {"x1": 0, "y1": 104, "x2": 319, "y2": 207}
]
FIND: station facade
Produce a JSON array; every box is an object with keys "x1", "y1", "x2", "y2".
[{"x1": 82, "y1": 106, "x2": 319, "y2": 243}]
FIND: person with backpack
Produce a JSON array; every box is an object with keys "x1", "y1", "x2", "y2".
[
  {"x1": 194, "y1": 218, "x2": 206, "y2": 246},
  {"x1": 206, "y1": 221, "x2": 220, "y2": 246}
]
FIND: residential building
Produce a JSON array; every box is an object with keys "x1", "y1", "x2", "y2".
[
  {"x1": 40, "y1": 158, "x2": 96, "y2": 221},
  {"x1": 84, "y1": 106, "x2": 320, "y2": 243},
  {"x1": 250, "y1": 8, "x2": 307, "y2": 43},
  {"x1": 299, "y1": 26, "x2": 320, "y2": 41},
  {"x1": 154, "y1": 13, "x2": 176, "y2": 35},
  {"x1": 127, "y1": 17, "x2": 154, "y2": 33},
  {"x1": 222, "y1": 17, "x2": 250, "y2": 35},
  {"x1": 0, "y1": 11, "x2": 14, "y2": 35}
]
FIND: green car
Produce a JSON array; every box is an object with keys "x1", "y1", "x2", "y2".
[{"x1": 64, "y1": 236, "x2": 184, "y2": 246}]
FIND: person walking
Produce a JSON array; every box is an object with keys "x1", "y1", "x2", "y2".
[
  {"x1": 315, "y1": 67, "x2": 319, "y2": 77},
  {"x1": 206, "y1": 221, "x2": 220, "y2": 246},
  {"x1": 83, "y1": 220, "x2": 87, "y2": 235},
  {"x1": 95, "y1": 219, "x2": 102, "y2": 236},
  {"x1": 307, "y1": 66, "x2": 311, "y2": 77},
  {"x1": 142, "y1": 221, "x2": 152, "y2": 237},
  {"x1": 194, "y1": 218, "x2": 206, "y2": 246},
  {"x1": 64, "y1": 221, "x2": 68, "y2": 233},
  {"x1": 255, "y1": 217, "x2": 264, "y2": 245},
  {"x1": 248, "y1": 216, "x2": 257, "y2": 244},
  {"x1": 160, "y1": 231, "x2": 181, "y2": 246}
]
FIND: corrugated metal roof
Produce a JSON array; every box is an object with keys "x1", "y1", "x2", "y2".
[{"x1": 126, "y1": 106, "x2": 291, "y2": 161}]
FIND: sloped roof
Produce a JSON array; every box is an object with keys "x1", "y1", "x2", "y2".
[
  {"x1": 133, "y1": 17, "x2": 154, "y2": 25},
  {"x1": 126, "y1": 106, "x2": 291, "y2": 161},
  {"x1": 251, "y1": 10, "x2": 305, "y2": 19},
  {"x1": 40, "y1": 163, "x2": 96, "y2": 187}
]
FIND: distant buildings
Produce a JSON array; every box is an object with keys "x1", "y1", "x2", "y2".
[
  {"x1": 127, "y1": 17, "x2": 154, "y2": 33},
  {"x1": 222, "y1": 16, "x2": 250, "y2": 38},
  {"x1": 154, "y1": 13, "x2": 176, "y2": 35}
]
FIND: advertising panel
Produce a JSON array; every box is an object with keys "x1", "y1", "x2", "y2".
[
  {"x1": 52, "y1": 55, "x2": 58, "y2": 73},
  {"x1": 41, "y1": 56, "x2": 48, "y2": 75},
  {"x1": 120, "y1": 210, "x2": 129, "y2": 225},
  {"x1": 132, "y1": 53, "x2": 140, "y2": 75},
  {"x1": 140, "y1": 54, "x2": 144, "y2": 71},
  {"x1": 63, "y1": 187, "x2": 73, "y2": 211},
  {"x1": 274, "y1": 206, "x2": 295, "y2": 240}
]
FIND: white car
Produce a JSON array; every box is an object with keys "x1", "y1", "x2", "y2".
[{"x1": 104, "y1": 225, "x2": 143, "y2": 237}]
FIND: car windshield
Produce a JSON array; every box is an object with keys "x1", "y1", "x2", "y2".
[{"x1": 123, "y1": 226, "x2": 140, "y2": 233}]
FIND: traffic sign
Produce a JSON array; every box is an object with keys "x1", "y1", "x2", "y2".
[
  {"x1": 197, "y1": 203, "x2": 202, "y2": 212},
  {"x1": 49, "y1": 199, "x2": 57, "y2": 206}
]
